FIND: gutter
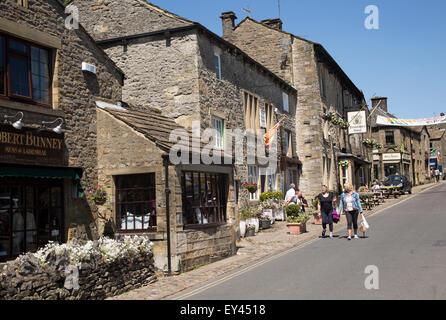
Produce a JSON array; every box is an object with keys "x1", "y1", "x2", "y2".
[{"x1": 162, "y1": 154, "x2": 172, "y2": 276}]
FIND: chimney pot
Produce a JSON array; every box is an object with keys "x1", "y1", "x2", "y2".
[
  {"x1": 220, "y1": 11, "x2": 237, "y2": 40},
  {"x1": 261, "y1": 18, "x2": 283, "y2": 30}
]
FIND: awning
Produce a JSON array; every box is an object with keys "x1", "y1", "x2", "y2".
[
  {"x1": 0, "y1": 166, "x2": 82, "y2": 180},
  {"x1": 337, "y1": 152, "x2": 371, "y2": 165}
]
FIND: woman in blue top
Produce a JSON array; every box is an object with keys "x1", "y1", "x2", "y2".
[{"x1": 338, "y1": 183, "x2": 363, "y2": 241}]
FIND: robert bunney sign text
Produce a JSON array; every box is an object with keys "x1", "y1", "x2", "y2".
[{"x1": 0, "y1": 124, "x2": 65, "y2": 166}]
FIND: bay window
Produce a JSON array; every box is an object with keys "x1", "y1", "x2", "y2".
[
  {"x1": 0, "y1": 34, "x2": 52, "y2": 106},
  {"x1": 115, "y1": 174, "x2": 157, "y2": 232}
]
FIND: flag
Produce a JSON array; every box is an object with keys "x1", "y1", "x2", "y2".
[{"x1": 264, "y1": 119, "x2": 284, "y2": 149}]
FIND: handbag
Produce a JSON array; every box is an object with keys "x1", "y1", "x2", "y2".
[{"x1": 332, "y1": 209, "x2": 340, "y2": 223}]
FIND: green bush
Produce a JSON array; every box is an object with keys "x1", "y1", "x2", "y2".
[
  {"x1": 285, "y1": 204, "x2": 301, "y2": 218},
  {"x1": 272, "y1": 191, "x2": 284, "y2": 200},
  {"x1": 259, "y1": 191, "x2": 274, "y2": 202},
  {"x1": 297, "y1": 213, "x2": 310, "y2": 224}
]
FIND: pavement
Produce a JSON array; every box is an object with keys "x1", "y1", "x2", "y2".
[{"x1": 110, "y1": 181, "x2": 443, "y2": 300}]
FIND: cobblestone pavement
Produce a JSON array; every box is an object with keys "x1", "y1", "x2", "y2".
[{"x1": 109, "y1": 182, "x2": 441, "y2": 300}]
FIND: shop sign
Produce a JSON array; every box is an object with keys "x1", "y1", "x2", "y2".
[
  {"x1": 348, "y1": 111, "x2": 367, "y2": 134},
  {"x1": 402, "y1": 154, "x2": 411, "y2": 162},
  {"x1": 0, "y1": 124, "x2": 65, "y2": 166},
  {"x1": 382, "y1": 153, "x2": 401, "y2": 161},
  {"x1": 373, "y1": 155, "x2": 380, "y2": 161}
]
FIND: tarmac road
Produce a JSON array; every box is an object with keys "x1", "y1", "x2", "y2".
[{"x1": 176, "y1": 183, "x2": 446, "y2": 300}]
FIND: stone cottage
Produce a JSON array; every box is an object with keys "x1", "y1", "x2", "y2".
[
  {"x1": 74, "y1": 0, "x2": 299, "y2": 273},
  {"x1": 219, "y1": 14, "x2": 372, "y2": 196},
  {"x1": 369, "y1": 97, "x2": 430, "y2": 185},
  {"x1": 0, "y1": 0, "x2": 123, "y2": 262}
]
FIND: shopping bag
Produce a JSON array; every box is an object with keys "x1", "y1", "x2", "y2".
[
  {"x1": 361, "y1": 214, "x2": 370, "y2": 230},
  {"x1": 332, "y1": 209, "x2": 340, "y2": 223}
]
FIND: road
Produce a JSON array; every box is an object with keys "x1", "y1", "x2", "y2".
[{"x1": 174, "y1": 183, "x2": 446, "y2": 300}]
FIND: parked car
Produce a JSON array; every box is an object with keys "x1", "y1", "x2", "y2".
[{"x1": 382, "y1": 175, "x2": 412, "y2": 194}]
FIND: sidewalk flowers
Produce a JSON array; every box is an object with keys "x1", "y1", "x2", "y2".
[{"x1": 322, "y1": 112, "x2": 350, "y2": 130}]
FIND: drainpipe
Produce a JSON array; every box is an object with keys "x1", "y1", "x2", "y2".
[{"x1": 162, "y1": 154, "x2": 172, "y2": 276}]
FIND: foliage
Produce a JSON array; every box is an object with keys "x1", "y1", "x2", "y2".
[
  {"x1": 339, "y1": 160, "x2": 350, "y2": 168},
  {"x1": 285, "y1": 204, "x2": 301, "y2": 218},
  {"x1": 259, "y1": 199, "x2": 276, "y2": 210},
  {"x1": 89, "y1": 184, "x2": 107, "y2": 202},
  {"x1": 246, "y1": 224, "x2": 256, "y2": 231},
  {"x1": 361, "y1": 139, "x2": 383, "y2": 149},
  {"x1": 259, "y1": 214, "x2": 271, "y2": 222},
  {"x1": 259, "y1": 191, "x2": 274, "y2": 202},
  {"x1": 240, "y1": 207, "x2": 257, "y2": 220},
  {"x1": 296, "y1": 213, "x2": 310, "y2": 224},
  {"x1": 323, "y1": 112, "x2": 350, "y2": 130},
  {"x1": 272, "y1": 191, "x2": 284, "y2": 200},
  {"x1": 243, "y1": 183, "x2": 258, "y2": 193}
]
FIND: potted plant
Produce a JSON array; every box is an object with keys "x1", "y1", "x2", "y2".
[
  {"x1": 259, "y1": 214, "x2": 272, "y2": 230},
  {"x1": 272, "y1": 191, "x2": 285, "y2": 221},
  {"x1": 259, "y1": 197, "x2": 275, "y2": 225},
  {"x1": 89, "y1": 184, "x2": 108, "y2": 205},
  {"x1": 296, "y1": 213, "x2": 310, "y2": 233},
  {"x1": 311, "y1": 198, "x2": 322, "y2": 225},
  {"x1": 245, "y1": 224, "x2": 256, "y2": 237},
  {"x1": 239, "y1": 208, "x2": 252, "y2": 238},
  {"x1": 243, "y1": 182, "x2": 258, "y2": 194},
  {"x1": 286, "y1": 204, "x2": 303, "y2": 235},
  {"x1": 245, "y1": 208, "x2": 260, "y2": 233}
]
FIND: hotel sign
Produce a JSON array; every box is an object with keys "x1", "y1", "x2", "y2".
[
  {"x1": 0, "y1": 124, "x2": 65, "y2": 166},
  {"x1": 382, "y1": 153, "x2": 401, "y2": 161}
]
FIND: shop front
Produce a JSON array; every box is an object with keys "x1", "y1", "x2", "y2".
[{"x1": 0, "y1": 124, "x2": 81, "y2": 262}]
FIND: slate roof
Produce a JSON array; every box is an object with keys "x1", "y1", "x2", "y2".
[{"x1": 103, "y1": 106, "x2": 192, "y2": 152}]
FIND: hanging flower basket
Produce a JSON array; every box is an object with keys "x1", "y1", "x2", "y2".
[
  {"x1": 322, "y1": 112, "x2": 350, "y2": 130},
  {"x1": 243, "y1": 183, "x2": 258, "y2": 194},
  {"x1": 89, "y1": 184, "x2": 108, "y2": 204},
  {"x1": 339, "y1": 160, "x2": 350, "y2": 168}
]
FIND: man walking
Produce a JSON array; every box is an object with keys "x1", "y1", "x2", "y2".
[
  {"x1": 285, "y1": 184, "x2": 297, "y2": 205},
  {"x1": 435, "y1": 168, "x2": 441, "y2": 183}
]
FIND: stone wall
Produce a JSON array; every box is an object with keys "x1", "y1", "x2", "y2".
[
  {"x1": 0, "y1": 0, "x2": 123, "y2": 241},
  {"x1": 74, "y1": 0, "x2": 193, "y2": 41},
  {"x1": 0, "y1": 238, "x2": 156, "y2": 300}
]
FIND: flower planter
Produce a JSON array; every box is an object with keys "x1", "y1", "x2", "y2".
[
  {"x1": 246, "y1": 218, "x2": 259, "y2": 233},
  {"x1": 313, "y1": 215, "x2": 322, "y2": 225},
  {"x1": 94, "y1": 198, "x2": 107, "y2": 205},
  {"x1": 287, "y1": 223, "x2": 305, "y2": 235},
  {"x1": 245, "y1": 229, "x2": 256, "y2": 237},
  {"x1": 239, "y1": 220, "x2": 246, "y2": 238},
  {"x1": 259, "y1": 220, "x2": 271, "y2": 230},
  {"x1": 262, "y1": 209, "x2": 274, "y2": 225},
  {"x1": 274, "y1": 209, "x2": 286, "y2": 221}
]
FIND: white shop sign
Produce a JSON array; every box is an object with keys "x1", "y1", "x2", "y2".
[
  {"x1": 373, "y1": 155, "x2": 380, "y2": 161},
  {"x1": 383, "y1": 153, "x2": 401, "y2": 161},
  {"x1": 402, "y1": 154, "x2": 411, "y2": 162},
  {"x1": 348, "y1": 111, "x2": 367, "y2": 134}
]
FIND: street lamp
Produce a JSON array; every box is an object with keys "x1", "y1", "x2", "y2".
[
  {"x1": 4, "y1": 111, "x2": 24, "y2": 130},
  {"x1": 42, "y1": 118, "x2": 64, "y2": 134}
]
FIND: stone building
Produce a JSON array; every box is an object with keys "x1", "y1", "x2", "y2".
[
  {"x1": 218, "y1": 14, "x2": 371, "y2": 197},
  {"x1": 369, "y1": 97, "x2": 430, "y2": 185},
  {"x1": 74, "y1": 0, "x2": 299, "y2": 273},
  {"x1": 0, "y1": 0, "x2": 124, "y2": 262},
  {"x1": 427, "y1": 126, "x2": 446, "y2": 176}
]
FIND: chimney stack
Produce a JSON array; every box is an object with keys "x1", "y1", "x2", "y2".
[
  {"x1": 371, "y1": 97, "x2": 388, "y2": 113},
  {"x1": 261, "y1": 18, "x2": 283, "y2": 30},
  {"x1": 220, "y1": 11, "x2": 237, "y2": 41}
]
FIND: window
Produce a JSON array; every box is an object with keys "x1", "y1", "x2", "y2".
[
  {"x1": 115, "y1": 174, "x2": 157, "y2": 232},
  {"x1": 342, "y1": 165, "x2": 348, "y2": 185},
  {"x1": 214, "y1": 54, "x2": 221, "y2": 80},
  {"x1": 0, "y1": 36, "x2": 4, "y2": 95},
  {"x1": 212, "y1": 117, "x2": 224, "y2": 149},
  {"x1": 17, "y1": 0, "x2": 28, "y2": 8},
  {"x1": 385, "y1": 131, "x2": 395, "y2": 145},
  {"x1": 283, "y1": 130, "x2": 292, "y2": 157},
  {"x1": 182, "y1": 172, "x2": 227, "y2": 226},
  {"x1": 244, "y1": 92, "x2": 259, "y2": 130},
  {"x1": 248, "y1": 166, "x2": 259, "y2": 201},
  {"x1": 264, "y1": 103, "x2": 274, "y2": 130},
  {"x1": 0, "y1": 34, "x2": 51, "y2": 106},
  {"x1": 283, "y1": 92, "x2": 289, "y2": 112}
]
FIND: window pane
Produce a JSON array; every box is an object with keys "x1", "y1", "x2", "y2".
[
  {"x1": 10, "y1": 56, "x2": 30, "y2": 97},
  {"x1": 0, "y1": 37, "x2": 4, "y2": 95},
  {"x1": 8, "y1": 39, "x2": 27, "y2": 54},
  {"x1": 31, "y1": 47, "x2": 50, "y2": 104}
]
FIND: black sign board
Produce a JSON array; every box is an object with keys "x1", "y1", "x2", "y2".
[{"x1": 0, "y1": 124, "x2": 65, "y2": 166}]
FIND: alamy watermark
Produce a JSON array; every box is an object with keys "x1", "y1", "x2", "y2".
[
  {"x1": 65, "y1": 5, "x2": 79, "y2": 30},
  {"x1": 169, "y1": 121, "x2": 279, "y2": 174},
  {"x1": 364, "y1": 5, "x2": 379, "y2": 30},
  {"x1": 364, "y1": 265, "x2": 379, "y2": 290}
]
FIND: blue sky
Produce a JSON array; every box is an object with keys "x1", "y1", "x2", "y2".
[{"x1": 152, "y1": 0, "x2": 446, "y2": 118}]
